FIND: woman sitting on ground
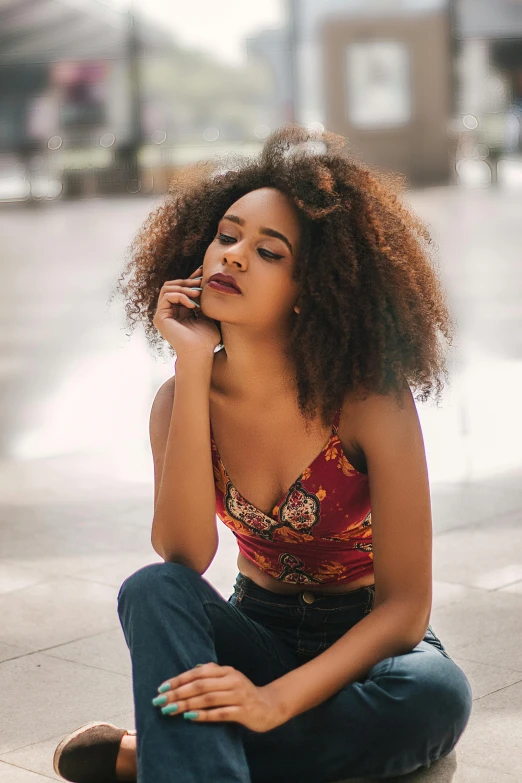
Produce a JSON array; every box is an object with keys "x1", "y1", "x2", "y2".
[{"x1": 53, "y1": 125, "x2": 472, "y2": 783}]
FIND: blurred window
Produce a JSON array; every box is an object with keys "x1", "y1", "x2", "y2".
[{"x1": 346, "y1": 40, "x2": 412, "y2": 128}]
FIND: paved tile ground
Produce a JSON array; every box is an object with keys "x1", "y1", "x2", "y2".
[{"x1": 0, "y1": 186, "x2": 521, "y2": 781}]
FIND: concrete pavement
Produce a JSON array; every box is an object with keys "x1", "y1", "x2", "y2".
[{"x1": 0, "y1": 186, "x2": 521, "y2": 782}]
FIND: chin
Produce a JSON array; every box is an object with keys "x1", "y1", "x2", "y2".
[{"x1": 203, "y1": 302, "x2": 240, "y2": 323}]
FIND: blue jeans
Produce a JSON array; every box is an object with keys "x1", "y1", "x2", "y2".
[{"x1": 117, "y1": 562, "x2": 472, "y2": 783}]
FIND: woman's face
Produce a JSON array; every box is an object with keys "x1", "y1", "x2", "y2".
[{"x1": 200, "y1": 187, "x2": 302, "y2": 332}]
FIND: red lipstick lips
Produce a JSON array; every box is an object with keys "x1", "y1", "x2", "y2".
[{"x1": 208, "y1": 273, "x2": 242, "y2": 294}]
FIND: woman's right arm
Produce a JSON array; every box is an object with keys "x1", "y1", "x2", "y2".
[
  {"x1": 148, "y1": 264, "x2": 222, "y2": 573},
  {"x1": 150, "y1": 357, "x2": 218, "y2": 573}
]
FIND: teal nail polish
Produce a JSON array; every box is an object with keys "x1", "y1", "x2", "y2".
[
  {"x1": 193, "y1": 276, "x2": 202, "y2": 280},
  {"x1": 152, "y1": 695, "x2": 167, "y2": 706},
  {"x1": 158, "y1": 683, "x2": 171, "y2": 693},
  {"x1": 195, "y1": 664, "x2": 204, "y2": 668},
  {"x1": 192, "y1": 302, "x2": 201, "y2": 307},
  {"x1": 161, "y1": 703, "x2": 179, "y2": 715},
  {"x1": 183, "y1": 711, "x2": 198, "y2": 720},
  {"x1": 192, "y1": 287, "x2": 203, "y2": 291}
]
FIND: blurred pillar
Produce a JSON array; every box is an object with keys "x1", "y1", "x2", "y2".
[
  {"x1": 116, "y1": 3, "x2": 143, "y2": 190},
  {"x1": 287, "y1": 0, "x2": 298, "y2": 123},
  {"x1": 448, "y1": 0, "x2": 460, "y2": 116}
]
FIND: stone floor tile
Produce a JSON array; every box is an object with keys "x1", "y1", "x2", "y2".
[
  {"x1": 449, "y1": 656, "x2": 522, "y2": 699},
  {"x1": 107, "y1": 709, "x2": 136, "y2": 731},
  {"x1": 43, "y1": 628, "x2": 132, "y2": 677},
  {"x1": 450, "y1": 679, "x2": 522, "y2": 778},
  {"x1": 0, "y1": 748, "x2": 61, "y2": 782},
  {"x1": 0, "y1": 577, "x2": 119, "y2": 652},
  {"x1": 0, "y1": 508, "x2": 152, "y2": 562},
  {"x1": 0, "y1": 642, "x2": 33, "y2": 664},
  {"x1": 73, "y1": 552, "x2": 163, "y2": 587},
  {"x1": 0, "y1": 452, "x2": 151, "y2": 508},
  {"x1": 433, "y1": 512, "x2": 522, "y2": 590},
  {"x1": 499, "y1": 579, "x2": 522, "y2": 596},
  {"x1": 2, "y1": 551, "x2": 145, "y2": 581},
  {"x1": 0, "y1": 762, "x2": 56, "y2": 782},
  {"x1": 430, "y1": 591, "x2": 522, "y2": 671},
  {"x1": 0, "y1": 563, "x2": 49, "y2": 596},
  {"x1": 446, "y1": 766, "x2": 520, "y2": 783},
  {"x1": 0, "y1": 710, "x2": 136, "y2": 782},
  {"x1": 430, "y1": 473, "x2": 522, "y2": 535},
  {"x1": 0, "y1": 653, "x2": 133, "y2": 754},
  {"x1": 431, "y1": 580, "x2": 484, "y2": 610}
]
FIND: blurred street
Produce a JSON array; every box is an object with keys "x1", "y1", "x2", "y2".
[{"x1": 0, "y1": 185, "x2": 521, "y2": 782}]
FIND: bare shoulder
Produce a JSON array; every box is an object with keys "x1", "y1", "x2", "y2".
[{"x1": 339, "y1": 381, "x2": 419, "y2": 457}]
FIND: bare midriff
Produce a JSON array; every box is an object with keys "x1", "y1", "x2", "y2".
[{"x1": 237, "y1": 552, "x2": 375, "y2": 595}]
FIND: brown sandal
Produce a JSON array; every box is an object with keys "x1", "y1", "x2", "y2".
[{"x1": 53, "y1": 721, "x2": 136, "y2": 782}]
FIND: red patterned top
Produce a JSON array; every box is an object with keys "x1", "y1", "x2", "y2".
[{"x1": 210, "y1": 410, "x2": 373, "y2": 586}]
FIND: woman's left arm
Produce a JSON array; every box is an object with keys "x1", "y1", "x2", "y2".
[
  {"x1": 154, "y1": 385, "x2": 433, "y2": 731},
  {"x1": 266, "y1": 384, "x2": 433, "y2": 723}
]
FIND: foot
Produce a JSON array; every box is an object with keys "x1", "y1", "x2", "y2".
[
  {"x1": 115, "y1": 731, "x2": 137, "y2": 782},
  {"x1": 53, "y1": 722, "x2": 136, "y2": 783}
]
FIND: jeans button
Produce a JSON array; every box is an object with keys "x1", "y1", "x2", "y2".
[{"x1": 302, "y1": 591, "x2": 316, "y2": 604}]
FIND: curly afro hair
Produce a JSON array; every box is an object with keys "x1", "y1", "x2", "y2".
[{"x1": 112, "y1": 124, "x2": 455, "y2": 427}]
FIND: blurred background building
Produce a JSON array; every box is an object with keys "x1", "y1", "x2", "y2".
[
  {"x1": 1, "y1": 0, "x2": 521, "y2": 199},
  {"x1": 290, "y1": 0, "x2": 522, "y2": 186},
  {"x1": 0, "y1": 0, "x2": 279, "y2": 199}
]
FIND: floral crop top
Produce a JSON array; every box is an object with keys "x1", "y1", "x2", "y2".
[{"x1": 210, "y1": 409, "x2": 373, "y2": 586}]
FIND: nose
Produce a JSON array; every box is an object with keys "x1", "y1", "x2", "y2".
[
  {"x1": 222, "y1": 256, "x2": 244, "y2": 270},
  {"x1": 222, "y1": 246, "x2": 245, "y2": 269}
]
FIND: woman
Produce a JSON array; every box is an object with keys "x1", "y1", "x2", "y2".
[{"x1": 53, "y1": 125, "x2": 472, "y2": 783}]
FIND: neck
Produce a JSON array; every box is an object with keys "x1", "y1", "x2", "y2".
[{"x1": 213, "y1": 323, "x2": 297, "y2": 404}]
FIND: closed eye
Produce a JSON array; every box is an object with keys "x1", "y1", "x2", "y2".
[{"x1": 217, "y1": 233, "x2": 283, "y2": 261}]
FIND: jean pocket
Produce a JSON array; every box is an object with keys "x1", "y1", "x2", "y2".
[{"x1": 424, "y1": 623, "x2": 452, "y2": 659}]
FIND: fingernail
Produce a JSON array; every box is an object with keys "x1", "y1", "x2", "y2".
[
  {"x1": 183, "y1": 711, "x2": 198, "y2": 720},
  {"x1": 192, "y1": 302, "x2": 201, "y2": 307},
  {"x1": 192, "y1": 287, "x2": 203, "y2": 291},
  {"x1": 158, "y1": 683, "x2": 171, "y2": 693},
  {"x1": 161, "y1": 703, "x2": 179, "y2": 715},
  {"x1": 152, "y1": 695, "x2": 167, "y2": 706},
  {"x1": 195, "y1": 664, "x2": 204, "y2": 668}
]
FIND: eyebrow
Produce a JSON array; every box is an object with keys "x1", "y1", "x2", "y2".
[{"x1": 221, "y1": 214, "x2": 293, "y2": 254}]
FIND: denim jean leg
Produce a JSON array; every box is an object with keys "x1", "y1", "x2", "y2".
[
  {"x1": 245, "y1": 640, "x2": 473, "y2": 783},
  {"x1": 117, "y1": 562, "x2": 251, "y2": 783}
]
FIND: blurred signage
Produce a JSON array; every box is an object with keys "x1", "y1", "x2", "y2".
[
  {"x1": 51, "y1": 62, "x2": 107, "y2": 128},
  {"x1": 346, "y1": 40, "x2": 412, "y2": 128}
]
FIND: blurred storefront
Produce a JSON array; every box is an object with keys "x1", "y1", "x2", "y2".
[
  {"x1": 0, "y1": 0, "x2": 275, "y2": 201},
  {"x1": 3, "y1": 0, "x2": 521, "y2": 199},
  {"x1": 289, "y1": 0, "x2": 522, "y2": 187}
]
